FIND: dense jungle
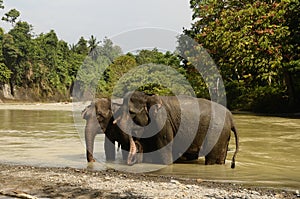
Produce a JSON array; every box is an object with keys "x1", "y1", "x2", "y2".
[{"x1": 0, "y1": 0, "x2": 299, "y2": 113}]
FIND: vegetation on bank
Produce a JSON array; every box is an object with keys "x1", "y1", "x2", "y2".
[
  {"x1": 184, "y1": 0, "x2": 300, "y2": 112},
  {"x1": 0, "y1": 0, "x2": 299, "y2": 113}
]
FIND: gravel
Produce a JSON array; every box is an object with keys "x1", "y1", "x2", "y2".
[{"x1": 0, "y1": 164, "x2": 298, "y2": 199}]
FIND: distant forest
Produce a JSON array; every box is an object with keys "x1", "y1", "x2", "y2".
[{"x1": 0, "y1": 0, "x2": 299, "y2": 113}]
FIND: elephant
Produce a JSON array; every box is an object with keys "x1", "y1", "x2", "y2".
[
  {"x1": 114, "y1": 91, "x2": 239, "y2": 168},
  {"x1": 82, "y1": 98, "x2": 143, "y2": 163}
]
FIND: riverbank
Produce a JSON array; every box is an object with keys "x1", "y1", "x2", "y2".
[
  {"x1": 0, "y1": 102, "x2": 75, "y2": 111},
  {"x1": 0, "y1": 164, "x2": 298, "y2": 199},
  {"x1": 1, "y1": 100, "x2": 300, "y2": 117}
]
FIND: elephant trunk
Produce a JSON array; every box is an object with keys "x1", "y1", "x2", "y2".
[
  {"x1": 85, "y1": 120, "x2": 98, "y2": 162},
  {"x1": 127, "y1": 136, "x2": 137, "y2": 165}
]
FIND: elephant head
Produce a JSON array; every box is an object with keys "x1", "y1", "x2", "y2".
[
  {"x1": 82, "y1": 98, "x2": 128, "y2": 162},
  {"x1": 91, "y1": 97, "x2": 144, "y2": 164},
  {"x1": 115, "y1": 91, "x2": 172, "y2": 165},
  {"x1": 93, "y1": 98, "x2": 114, "y2": 133}
]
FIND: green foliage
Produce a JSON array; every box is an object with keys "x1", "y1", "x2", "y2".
[
  {"x1": 96, "y1": 37, "x2": 122, "y2": 62},
  {"x1": 2, "y1": 8, "x2": 20, "y2": 26},
  {"x1": 88, "y1": 35, "x2": 100, "y2": 54},
  {"x1": 183, "y1": 0, "x2": 300, "y2": 112},
  {"x1": 76, "y1": 48, "x2": 192, "y2": 98},
  {"x1": 0, "y1": 10, "x2": 88, "y2": 100},
  {"x1": 0, "y1": 0, "x2": 4, "y2": 9},
  {"x1": 1, "y1": 0, "x2": 298, "y2": 113},
  {"x1": 0, "y1": 3, "x2": 190, "y2": 101},
  {"x1": 0, "y1": 27, "x2": 11, "y2": 83},
  {"x1": 75, "y1": 36, "x2": 89, "y2": 55},
  {"x1": 97, "y1": 49, "x2": 193, "y2": 97},
  {"x1": 250, "y1": 86, "x2": 288, "y2": 113},
  {"x1": 96, "y1": 54, "x2": 136, "y2": 97},
  {"x1": 112, "y1": 63, "x2": 195, "y2": 97},
  {"x1": 75, "y1": 38, "x2": 122, "y2": 98},
  {"x1": 0, "y1": 63, "x2": 11, "y2": 82}
]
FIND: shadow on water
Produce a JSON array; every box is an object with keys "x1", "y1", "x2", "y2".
[{"x1": 0, "y1": 108, "x2": 299, "y2": 190}]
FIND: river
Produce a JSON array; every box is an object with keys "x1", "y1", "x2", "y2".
[{"x1": 0, "y1": 104, "x2": 299, "y2": 191}]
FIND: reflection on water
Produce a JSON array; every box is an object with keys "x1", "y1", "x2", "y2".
[{"x1": 0, "y1": 108, "x2": 299, "y2": 190}]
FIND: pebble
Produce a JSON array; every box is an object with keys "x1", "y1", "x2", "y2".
[
  {"x1": 170, "y1": 179, "x2": 181, "y2": 185},
  {"x1": 104, "y1": 176, "x2": 111, "y2": 181},
  {"x1": 186, "y1": 184, "x2": 193, "y2": 189},
  {"x1": 251, "y1": 190, "x2": 260, "y2": 195},
  {"x1": 196, "y1": 178, "x2": 203, "y2": 183}
]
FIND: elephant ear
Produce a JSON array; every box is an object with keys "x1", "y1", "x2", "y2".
[
  {"x1": 94, "y1": 98, "x2": 112, "y2": 119},
  {"x1": 146, "y1": 95, "x2": 163, "y2": 115},
  {"x1": 111, "y1": 98, "x2": 123, "y2": 113},
  {"x1": 82, "y1": 104, "x2": 92, "y2": 120}
]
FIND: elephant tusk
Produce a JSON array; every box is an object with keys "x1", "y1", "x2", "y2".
[
  {"x1": 113, "y1": 116, "x2": 121, "y2": 124},
  {"x1": 127, "y1": 136, "x2": 137, "y2": 166}
]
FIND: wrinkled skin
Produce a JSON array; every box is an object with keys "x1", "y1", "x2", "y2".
[
  {"x1": 82, "y1": 103, "x2": 102, "y2": 162},
  {"x1": 83, "y1": 98, "x2": 143, "y2": 164},
  {"x1": 117, "y1": 91, "x2": 239, "y2": 168}
]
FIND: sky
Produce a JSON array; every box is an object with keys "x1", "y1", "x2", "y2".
[{"x1": 0, "y1": 0, "x2": 193, "y2": 52}]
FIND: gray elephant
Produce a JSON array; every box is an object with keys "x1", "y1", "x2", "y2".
[
  {"x1": 115, "y1": 91, "x2": 239, "y2": 168},
  {"x1": 82, "y1": 98, "x2": 143, "y2": 163}
]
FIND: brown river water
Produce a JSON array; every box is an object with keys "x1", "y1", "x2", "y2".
[{"x1": 0, "y1": 104, "x2": 299, "y2": 191}]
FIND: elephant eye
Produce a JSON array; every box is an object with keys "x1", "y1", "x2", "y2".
[
  {"x1": 129, "y1": 110, "x2": 135, "y2": 117},
  {"x1": 97, "y1": 112, "x2": 105, "y2": 118}
]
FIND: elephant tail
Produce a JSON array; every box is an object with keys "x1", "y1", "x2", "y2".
[{"x1": 231, "y1": 121, "x2": 239, "y2": 169}]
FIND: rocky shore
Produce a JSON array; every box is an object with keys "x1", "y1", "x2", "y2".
[{"x1": 0, "y1": 164, "x2": 298, "y2": 199}]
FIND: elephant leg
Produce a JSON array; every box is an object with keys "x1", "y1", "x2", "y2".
[
  {"x1": 205, "y1": 134, "x2": 230, "y2": 165},
  {"x1": 135, "y1": 140, "x2": 143, "y2": 163},
  {"x1": 153, "y1": 129, "x2": 173, "y2": 164},
  {"x1": 104, "y1": 136, "x2": 116, "y2": 161},
  {"x1": 159, "y1": 144, "x2": 173, "y2": 164}
]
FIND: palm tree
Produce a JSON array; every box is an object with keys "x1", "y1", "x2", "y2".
[{"x1": 88, "y1": 35, "x2": 101, "y2": 60}]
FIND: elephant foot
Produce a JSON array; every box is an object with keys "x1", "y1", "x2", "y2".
[
  {"x1": 87, "y1": 156, "x2": 96, "y2": 163},
  {"x1": 205, "y1": 158, "x2": 225, "y2": 165},
  {"x1": 182, "y1": 153, "x2": 198, "y2": 161}
]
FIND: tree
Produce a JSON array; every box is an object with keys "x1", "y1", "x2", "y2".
[
  {"x1": 110, "y1": 49, "x2": 189, "y2": 97},
  {"x1": 0, "y1": 4, "x2": 93, "y2": 101},
  {"x1": 183, "y1": 0, "x2": 300, "y2": 112},
  {"x1": 0, "y1": 28, "x2": 11, "y2": 83},
  {"x1": 75, "y1": 36, "x2": 89, "y2": 55},
  {"x1": 2, "y1": 8, "x2": 20, "y2": 26},
  {"x1": 281, "y1": 0, "x2": 300, "y2": 107},
  {"x1": 88, "y1": 35, "x2": 101, "y2": 60},
  {"x1": 1, "y1": 21, "x2": 34, "y2": 96},
  {"x1": 75, "y1": 38, "x2": 122, "y2": 98},
  {"x1": 95, "y1": 37, "x2": 122, "y2": 62},
  {"x1": 88, "y1": 35, "x2": 100, "y2": 53},
  {"x1": 0, "y1": 0, "x2": 4, "y2": 9},
  {"x1": 99, "y1": 54, "x2": 137, "y2": 96},
  {"x1": 2, "y1": 33, "x2": 21, "y2": 95}
]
